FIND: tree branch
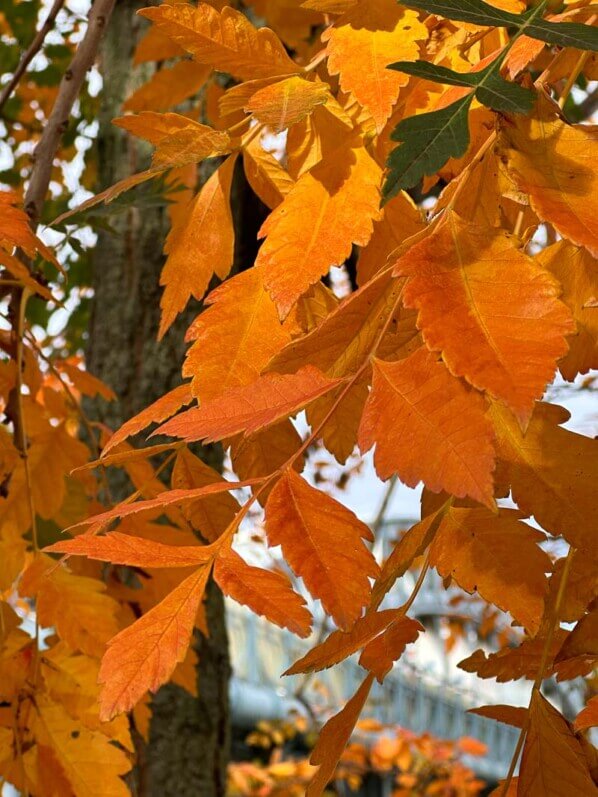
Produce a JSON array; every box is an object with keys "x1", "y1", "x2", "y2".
[
  {"x1": 0, "y1": 0, "x2": 66, "y2": 117},
  {"x1": 25, "y1": 0, "x2": 116, "y2": 225}
]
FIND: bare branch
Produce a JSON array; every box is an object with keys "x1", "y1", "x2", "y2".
[
  {"x1": 24, "y1": 0, "x2": 116, "y2": 226},
  {"x1": 0, "y1": 0, "x2": 66, "y2": 117}
]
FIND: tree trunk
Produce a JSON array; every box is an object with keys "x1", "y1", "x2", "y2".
[{"x1": 86, "y1": 2, "x2": 230, "y2": 794}]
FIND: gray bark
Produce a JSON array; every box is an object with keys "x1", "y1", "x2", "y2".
[{"x1": 86, "y1": 2, "x2": 231, "y2": 794}]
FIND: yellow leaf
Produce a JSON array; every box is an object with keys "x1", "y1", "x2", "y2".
[
  {"x1": 159, "y1": 154, "x2": 237, "y2": 338},
  {"x1": 323, "y1": 0, "x2": 427, "y2": 131},
  {"x1": 33, "y1": 695, "x2": 131, "y2": 797},
  {"x1": 124, "y1": 60, "x2": 211, "y2": 113},
  {"x1": 243, "y1": 135, "x2": 294, "y2": 209},
  {"x1": 246, "y1": 76, "x2": 330, "y2": 131},
  {"x1": 139, "y1": 4, "x2": 299, "y2": 81},
  {"x1": 20, "y1": 555, "x2": 121, "y2": 658}
]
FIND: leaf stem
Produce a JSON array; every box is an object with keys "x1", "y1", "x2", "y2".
[{"x1": 499, "y1": 545, "x2": 577, "y2": 795}]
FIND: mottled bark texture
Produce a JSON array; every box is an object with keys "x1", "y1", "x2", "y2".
[{"x1": 86, "y1": 2, "x2": 231, "y2": 794}]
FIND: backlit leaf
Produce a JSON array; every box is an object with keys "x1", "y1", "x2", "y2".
[
  {"x1": 214, "y1": 547, "x2": 312, "y2": 637},
  {"x1": 138, "y1": 4, "x2": 300, "y2": 81},
  {"x1": 359, "y1": 347, "x2": 496, "y2": 507},
  {"x1": 99, "y1": 565, "x2": 210, "y2": 719},
  {"x1": 265, "y1": 469, "x2": 378, "y2": 630},
  {"x1": 394, "y1": 212, "x2": 573, "y2": 422}
]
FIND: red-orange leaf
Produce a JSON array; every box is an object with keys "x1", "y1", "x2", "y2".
[
  {"x1": 307, "y1": 673, "x2": 374, "y2": 797},
  {"x1": 99, "y1": 565, "x2": 210, "y2": 720},
  {"x1": 156, "y1": 366, "x2": 341, "y2": 443},
  {"x1": 393, "y1": 212, "x2": 573, "y2": 423},
  {"x1": 285, "y1": 609, "x2": 399, "y2": 675},
  {"x1": 265, "y1": 469, "x2": 378, "y2": 631},
  {"x1": 68, "y1": 480, "x2": 260, "y2": 531},
  {"x1": 429, "y1": 508, "x2": 551, "y2": 634},
  {"x1": 102, "y1": 383, "x2": 193, "y2": 456},
  {"x1": 214, "y1": 547, "x2": 312, "y2": 638},
  {"x1": 358, "y1": 615, "x2": 423, "y2": 681},
  {"x1": 44, "y1": 532, "x2": 213, "y2": 569},
  {"x1": 359, "y1": 347, "x2": 496, "y2": 507}
]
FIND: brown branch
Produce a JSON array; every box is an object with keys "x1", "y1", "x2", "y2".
[
  {"x1": 24, "y1": 0, "x2": 116, "y2": 225},
  {"x1": 0, "y1": 0, "x2": 66, "y2": 117}
]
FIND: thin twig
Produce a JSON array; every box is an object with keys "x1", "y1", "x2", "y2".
[
  {"x1": 499, "y1": 547, "x2": 577, "y2": 795},
  {"x1": 0, "y1": 0, "x2": 66, "y2": 116},
  {"x1": 25, "y1": 0, "x2": 116, "y2": 225}
]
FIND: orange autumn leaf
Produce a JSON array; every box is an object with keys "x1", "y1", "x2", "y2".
[
  {"x1": 214, "y1": 547, "x2": 312, "y2": 638},
  {"x1": 102, "y1": 382, "x2": 193, "y2": 456},
  {"x1": 124, "y1": 61, "x2": 211, "y2": 113},
  {"x1": 67, "y1": 479, "x2": 261, "y2": 531},
  {"x1": 322, "y1": 0, "x2": 427, "y2": 132},
  {"x1": 393, "y1": 212, "x2": 574, "y2": 423},
  {"x1": 242, "y1": 135, "x2": 294, "y2": 209},
  {"x1": 518, "y1": 692, "x2": 596, "y2": 796},
  {"x1": 285, "y1": 609, "x2": 399, "y2": 675},
  {"x1": 265, "y1": 469, "x2": 378, "y2": 630},
  {"x1": 99, "y1": 565, "x2": 210, "y2": 720},
  {"x1": 156, "y1": 366, "x2": 341, "y2": 443},
  {"x1": 490, "y1": 402, "x2": 598, "y2": 551},
  {"x1": 358, "y1": 615, "x2": 423, "y2": 681},
  {"x1": 44, "y1": 532, "x2": 213, "y2": 569},
  {"x1": 538, "y1": 240, "x2": 598, "y2": 381},
  {"x1": 183, "y1": 266, "x2": 295, "y2": 402},
  {"x1": 499, "y1": 98, "x2": 598, "y2": 258},
  {"x1": 429, "y1": 508, "x2": 551, "y2": 634},
  {"x1": 359, "y1": 347, "x2": 496, "y2": 508},
  {"x1": 113, "y1": 112, "x2": 230, "y2": 168},
  {"x1": 245, "y1": 76, "x2": 330, "y2": 132},
  {"x1": 138, "y1": 4, "x2": 300, "y2": 81},
  {"x1": 171, "y1": 448, "x2": 238, "y2": 542},
  {"x1": 307, "y1": 673, "x2": 374, "y2": 797},
  {"x1": 158, "y1": 154, "x2": 237, "y2": 338},
  {"x1": 574, "y1": 696, "x2": 598, "y2": 732},
  {"x1": 257, "y1": 138, "x2": 382, "y2": 318},
  {"x1": 458, "y1": 630, "x2": 568, "y2": 683},
  {"x1": 468, "y1": 704, "x2": 527, "y2": 728}
]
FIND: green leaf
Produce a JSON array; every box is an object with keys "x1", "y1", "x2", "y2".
[
  {"x1": 476, "y1": 69, "x2": 535, "y2": 113},
  {"x1": 400, "y1": 0, "x2": 520, "y2": 28},
  {"x1": 401, "y1": 0, "x2": 598, "y2": 52},
  {"x1": 384, "y1": 95, "x2": 472, "y2": 200},
  {"x1": 524, "y1": 18, "x2": 598, "y2": 51},
  {"x1": 389, "y1": 60, "x2": 535, "y2": 113}
]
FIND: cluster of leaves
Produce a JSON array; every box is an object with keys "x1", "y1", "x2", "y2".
[
  {"x1": 1, "y1": 0, "x2": 598, "y2": 795},
  {"x1": 228, "y1": 716, "x2": 486, "y2": 796}
]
